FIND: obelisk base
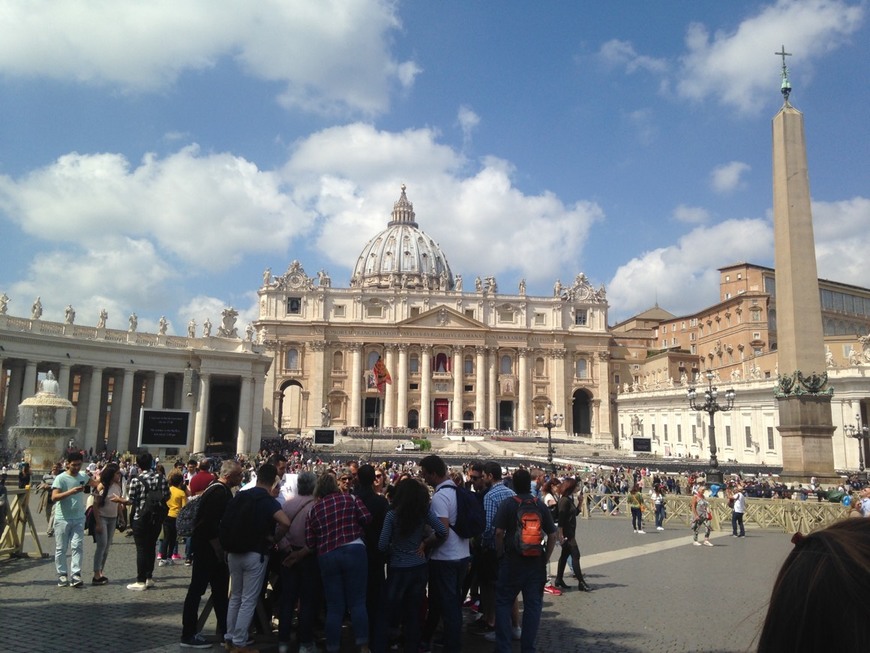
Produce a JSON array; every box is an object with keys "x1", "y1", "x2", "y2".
[{"x1": 776, "y1": 395, "x2": 838, "y2": 483}]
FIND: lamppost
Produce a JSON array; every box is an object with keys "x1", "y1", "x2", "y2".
[
  {"x1": 844, "y1": 414, "x2": 869, "y2": 479},
  {"x1": 687, "y1": 370, "x2": 736, "y2": 487},
  {"x1": 536, "y1": 403, "x2": 563, "y2": 475}
]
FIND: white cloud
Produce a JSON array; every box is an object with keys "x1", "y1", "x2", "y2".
[
  {"x1": 0, "y1": 0, "x2": 416, "y2": 115},
  {"x1": 282, "y1": 123, "x2": 604, "y2": 285},
  {"x1": 458, "y1": 105, "x2": 481, "y2": 149},
  {"x1": 676, "y1": 0, "x2": 864, "y2": 113},
  {"x1": 673, "y1": 204, "x2": 711, "y2": 224},
  {"x1": 812, "y1": 196, "x2": 870, "y2": 285},
  {"x1": 598, "y1": 39, "x2": 668, "y2": 74},
  {"x1": 710, "y1": 161, "x2": 751, "y2": 193},
  {"x1": 626, "y1": 108, "x2": 658, "y2": 146},
  {"x1": 607, "y1": 218, "x2": 774, "y2": 320}
]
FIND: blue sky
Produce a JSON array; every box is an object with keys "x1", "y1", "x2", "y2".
[{"x1": 0, "y1": 0, "x2": 867, "y2": 334}]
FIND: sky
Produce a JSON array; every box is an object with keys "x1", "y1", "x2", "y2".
[{"x1": 0, "y1": 0, "x2": 868, "y2": 335}]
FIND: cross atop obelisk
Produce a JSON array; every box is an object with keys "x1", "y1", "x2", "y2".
[{"x1": 775, "y1": 45, "x2": 792, "y2": 103}]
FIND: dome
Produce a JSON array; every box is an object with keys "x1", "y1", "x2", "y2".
[{"x1": 351, "y1": 185, "x2": 455, "y2": 291}]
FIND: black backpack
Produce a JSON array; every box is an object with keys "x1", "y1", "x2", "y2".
[
  {"x1": 219, "y1": 490, "x2": 272, "y2": 554},
  {"x1": 135, "y1": 477, "x2": 168, "y2": 528},
  {"x1": 437, "y1": 483, "x2": 485, "y2": 539}
]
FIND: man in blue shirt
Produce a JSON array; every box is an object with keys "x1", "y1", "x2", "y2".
[{"x1": 51, "y1": 451, "x2": 97, "y2": 588}]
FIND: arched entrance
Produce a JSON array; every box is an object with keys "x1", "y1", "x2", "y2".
[
  {"x1": 434, "y1": 398, "x2": 449, "y2": 430},
  {"x1": 279, "y1": 380, "x2": 303, "y2": 434},
  {"x1": 462, "y1": 410, "x2": 474, "y2": 431},
  {"x1": 572, "y1": 389, "x2": 592, "y2": 435}
]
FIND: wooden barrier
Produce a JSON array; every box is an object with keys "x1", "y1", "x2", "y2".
[
  {"x1": 581, "y1": 491, "x2": 850, "y2": 534},
  {"x1": 0, "y1": 488, "x2": 46, "y2": 558}
]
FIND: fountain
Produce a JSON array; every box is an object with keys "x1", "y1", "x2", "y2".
[{"x1": 9, "y1": 371, "x2": 79, "y2": 472}]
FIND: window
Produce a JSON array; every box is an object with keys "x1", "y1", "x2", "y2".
[
  {"x1": 332, "y1": 351, "x2": 343, "y2": 372},
  {"x1": 534, "y1": 357, "x2": 545, "y2": 377},
  {"x1": 409, "y1": 354, "x2": 419, "y2": 374},
  {"x1": 651, "y1": 424, "x2": 656, "y2": 438},
  {"x1": 575, "y1": 359, "x2": 587, "y2": 378},
  {"x1": 410, "y1": 307, "x2": 421, "y2": 317},
  {"x1": 663, "y1": 424, "x2": 668, "y2": 441},
  {"x1": 464, "y1": 356, "x2": 474, "y2": 375},
  {"x1": 535, "y1": 312, "x2": 545, "y2": 325},
  {"x1": 498, "y1": 309, "x2": 514, "y2": 323},
  {"x1": 614, "y1": 374, "x2": 620, "y2": 387},
  {"x1": 767, "y1": 426, "x2": 775, "y2": 450},
  {"x1": 677, "y1": 424, "x2": 682, "y2": 442},
  {"x1": 745, "y1": 426, "x2": 752, "y2": 448},
  {"x1": 465, "y1": 309, "x2": 475, "y2": 319},
  {"x1": 435, "y1": 352, "x2": 450, "y2": 373},
  {"x1": 725, "y1": 425, "x2": 731, "y2": 447},
  {"x1": 691, "y1": 345, "x2": 696, "y2": 354},
  {"x1": 287, "y1": 297, "x2": 301, "y2": 314},
  {"x1": 500, "y1": 355, "x2": 512, "y2": 374},
  {"x1": 575, "y1": 310, "x2": 588, "y2": 326},
  {"x1": 333, "y1": 304, "x2": 345, "y2": 318},
  {"x1": 725, "y1": 275, "x2": 730, "y2": 282},
  {"x1": 366, "y1": 304, "x2": 383, "y2": 318},
  {"x1": 692, "y1": 425, "x2": 697, "y2": 442},
  {"x1": 285, "y1": 348, "x2": 298, "y2": 371},
  {"x1": 464, "y1": 384, "x2": 473, "y2": 392}
]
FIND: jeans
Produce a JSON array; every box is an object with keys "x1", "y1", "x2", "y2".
[
  {"x1": 428, "y1": 557, "x2": 469, "y2": 653},
  {"x1": 93, "y1": 516, "x2": 118, "y2": 575},
  {"x1": 182, "y1": 543, "x2": 229, "y2": 639},
  {"x1": 159, "y1": 516, "x2": 178, "y2": 559},
  {"x1": 226, "y1": 551, "x2": 270, "y2": 646},
  {"x1": 631, "y1": 507, "x2": 643, "y2": 530},
  {"x1": 319, "y1": 543, "x2": 369, "y2": 652},
  {"x1": 495, "y1": 557, "x2": 546, "y2": 653},
  {"x1": 374, "y1": 563, "x2": 428, "y2": 653},
  {"x1": 132, "y1": 518, "x2": 163, "y2": 582},
  {"x1": 732, "y1": 511, "x2": 745, "y2": 536},
  {"x1": 54, "y1": 518, "x2": 85, "y2": 578},
  {"x1": 279, "y1": 552, "x2": 322, "y2": 646},
  {"x1": 654, "y1": 504, "x2": 664, "y2": 528}
]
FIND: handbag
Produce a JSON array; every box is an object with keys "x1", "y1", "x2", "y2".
[{"x1": 85, "y1": 505, "x2": 97, "y2": 536}]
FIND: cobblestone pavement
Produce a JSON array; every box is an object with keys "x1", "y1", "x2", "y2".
[{"x1": 1, "y1": 514, "x2": 790, "y2": 653}]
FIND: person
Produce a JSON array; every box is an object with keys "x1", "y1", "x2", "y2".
[
  {"x1": 223, "y1": 463, "x2": 291, "y2": 653},
  {"x1": 92, "y1": 463, "x2": 123, "y2": 585},
  {"x1": 691, "y1": 484, "x2": 713, "y2": 546},
  {"x1": 180, "y1": 460, "x2": 242, "y2": 649},
  {"x1": 158, "y1": 472, "x2": 187, "y2": 565},
  {"x1": 126, "y1": 451, "x2": 170, "y2": 590},
  {"x1": 627, "y1": 483, "x2": 646, "y2": 534},
  {"x1": 649, "y1": 483, "x2": 666, "y2": 531},
  {"x1": 476, "y1": 461, "x2": 516, "y2": 638},
  {"x1": 493, "y1": 468, "x2": 558, "y2": 653},
  {"x1": 51, "y1": 451, "x2": 98, "y2": 588},
  {"x1": 40, "y1": 461, "x2": 63, "y2": 536},
  {"x1": 356, "y1": 464, "x2": 389, "y2": 641},
  {"x1": 304, "y1": 471, "x2": 372, "y2": 653},
  {"x1": 419, "y1": 454, "x2": 471, "y2": 653},
  {"x1": 375, "y1": 477, "x2": 447, "y2": 653},
  {"x1": 188, "y1": 459, "x2": 216, "y2": 495},
  {"x1": 554, "y1": 477, "x2": 591, "y2": 591},
  {"x1": 730, "y1": 484, "x2": 747, "y2": 537},
  {"x1": 17, "y1": 462, "x2": 31, "y2": 489},
  {"x1": 276, "y1": 471, "x2": 321, "y2": 653},
  {"x1": 757, "y1": 519, "x2": 870, "y2": 652},
  {"x1": 848, "y1": 486, "x2": 870, "y2": 517}
]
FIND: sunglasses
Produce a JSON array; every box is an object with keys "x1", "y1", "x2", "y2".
[
  {"x1": 375, "y1": 474, "x2": 384, "y2": 479},
  {"x1": 339, "y1": 477, "x2": 350, "y2": 482}
]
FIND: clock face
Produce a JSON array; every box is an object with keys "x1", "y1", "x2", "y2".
[{"x1": 288, "y1": 273, "x2": 303, "y2": 288}]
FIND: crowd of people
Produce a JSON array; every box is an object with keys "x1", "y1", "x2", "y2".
[{"x1": 15, "y1": 439, "x2": 870, "y2": 653}]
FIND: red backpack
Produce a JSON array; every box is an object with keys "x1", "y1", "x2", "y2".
[{"x1": 513, "y1": 497, "x2": 544, "y2": 557}]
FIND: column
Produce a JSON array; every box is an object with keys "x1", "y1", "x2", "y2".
[
  {"x1": 397, "y1": 344, "x2": 409, "y2": 427},
  {"x1": 518, "y1": 348, "x2": 529, "y2": 431},
  {"x1": 193, "y1": 373, "x2": 211, "y2": 453},
  {"x1": 596, "y1": 351, "x2": 613, "y2": 444},
  {"x1": 114, "y1": 368, "x2": 135, "y2": 453},
  {"x1": 420, "y1": 345, "x2": 432, "y2": 430},
  {"x1": 22, "y1": 360, "x2": 38, "y2": 400},
  {"x1": 384, "y1": 345, "x2": 396, "y2": 428},
  {"x1": 151, "y1": 372, "x2": 165, "y2": 409},
  {"x1": 451, "y1": 346, "x2": 463, "y2": 427},
  {"x1": 475, "y1": 346, "x2": 486, "y2": 430},
  {"x1": 57, "y1": 363, "x2": 72, "y2": 399},
  {"x1": 488, "y1": 348, "x2": 498, "y2": 430},
  {"x1": 4, "y1": 362, "x2": 25, "y2": 430},
  {"x1": 251, "y1": 373, "x2": 265, "y2": 450},
  {"x1": 307, "y1": 341, "x2": 326, "y2": 429},
  {"x1": 552, "y1": 350, "x2": 566, "y2": 434},
  {"x1": 349, "y1": 344, "x2": 362, "y2": 427},
  {"x1": 83, "y1": 367, "x2": 104, "y2": 453},
  {"x1": 237, "y1": 375, "x2": 254, "y2": 454}
]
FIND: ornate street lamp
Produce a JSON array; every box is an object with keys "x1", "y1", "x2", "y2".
[
  {"x1": 844, "y1": 414, "x2": 869, "y2": 479},
  {"x1": 687, "y1": 370, "x2": 736, "y2": 487},
  {"x1": 536, "y1": 403, "x2": 563, "y2": 475}
]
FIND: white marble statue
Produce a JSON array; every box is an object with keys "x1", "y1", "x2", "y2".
[
  {"x1": 31, "y1": 296, "x2": 42, "y2": 320},
  {"x1": 245, "y1": 323, "x2": 254, "y2": 341},
  {"x1": 680, "y1": 371, "x2": 688, "y2": 386},
  {"x1": 849, "y1": 346, "x2": 862, "y2": 366},
  {"x1": 321, "y1": 404, "x2": 331, "y2": 427},
  {"x1": 0, "y1": 292, "x2": 8, "y2": 314},
  {"x1": 475, "y1": 276, "x2": 482, "y2": 292},
  {"x1": 98, "y1": 309, "x2": 108, "y2": 329},
  {"x1": 553, "y1": 280, "x2": 562, "y2": 297},
  {"x1": 217, "y1": 307, "x2": 239, "y2": 338},
  {"x1": 518, "y1": 278, "x2": 526, "y2": 295},
  {"x1": 38, "y1": 370, "x2": 60, "y2": 395},
  {"x1": 454, "y1": 274, "x2": 462, "y2": 291},
  {"x1": 825, "y1": 347, "x2": 834, "y2": 368},
  {"x1": 64, "y1": 305, "x2": 75, "y2": 324},
  {"x1": 128, "y1": 313, "x2": 137, "y2": 332},
  {"x1": 203, "y1": 318, "x2": 212, "y2": 337},
  {"x1": 158, "y1": 316, "x2": 168, "y2": 335},
  {"x1": 187, "y1": 319, "x2": 196, "y2": 338},
  {"x1": 262, "y1": 267, "x2": 272, "y2": 287}
]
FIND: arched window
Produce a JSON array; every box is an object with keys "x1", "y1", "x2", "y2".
[
  {"x1": 575, "y1": 359, "x2": 587, "y2": 379},
  {"x1": 435, "y1": 352, "x2": 450, "y2": 373},
  {"x1": 535, "y1": 357, "x2": 545, "y2": 377},
  {"x1": 332, "y1": 351, "x2": 344, "y2": 372},
  {"x1": 464, "y1": 355, "x2": 474, "y2": 375},
  {"x1": 500, "y1": 355, "x2": 512, "y2": 374},
  {"x1": 285, "y1": 348, "x2": 299, "y2": 371},
  {"x1": 408, "y1": 409, "x2": 419, "y2": 429},
  {"x1": 367, "y1": 351, "x2": 381, "y2": 368}
]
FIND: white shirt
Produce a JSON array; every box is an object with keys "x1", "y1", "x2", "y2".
[
  {"x1": 733, "y1": 491, "x2": 746, "y2": 513},
  {"x1": 429, "y1": 480, "x2": 470, "y2": 561}
]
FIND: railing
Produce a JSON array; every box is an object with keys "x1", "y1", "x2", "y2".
[
  {"x1": 581, "y1": 492, "x2": 850, "y2": 534},
  {"x1": 0, "y1": 488, "x2": 45, "y2": 558}
]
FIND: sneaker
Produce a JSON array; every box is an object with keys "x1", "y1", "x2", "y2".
[
  {"x1": 158, "y1": 559, "x2": 167, "y2": 567},
  {"x1": 657, "y1": 526, "x2": 664, "y2": 531},
  {"x1": 483, "y1": 631, "x2": 496, "y2": 643},
  {"x1": 57, "y1": 575, "x2": 69, "y2": 587},
  {"x1": 692, "y1": 541, "x2": 702, "y2": 546},
  {"x1": 180, "y1": 633, "x2": 213, "y2": 649},
  {"x1": 172, "y1": 554, "x2": 183, "y2": 560},
  {"x1": 738, "y1": 534, "x2": 745, "y2": 538},
  {"x1": 92, "y1": 576, "x2": 109, "y2": 585},
  {"x1": 633, "y1": 529, "x2": 637, "y2": 533},
  {"x1": 512, "y1": 626, "x2": 522, "y2": 641},
  {"x1": 127, "y1": 581, "x2": 147, "y2": 591},
  {"x1": 543, "y1": 584, "x2": 563, "y2": 596},
  {"x1": 637, "y1": 530, "x2": 646, "y2": 534},
  {"x1": 703, "y1": 540, "x2": 714, "y2": 547},
  {"x1": 185, "y1": 558, "x2": 193, "y2": 566},
  {"x1": 145, "y1": 578, "x2": 156, "y2": 588},
  {"x1": 70, "y1": 575, "x2": 84, "y2": 588}
]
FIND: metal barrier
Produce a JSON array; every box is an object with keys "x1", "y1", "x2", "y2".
[
  {"x1": 581, "y1": 491, "x2": 850, "y2": 534},
  {"x1": 0, "y1": 488, "x2": 46, "y2": 558}
]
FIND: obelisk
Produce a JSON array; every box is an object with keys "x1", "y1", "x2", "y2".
[{"x1": 771, "y1": 46, "x2": 835, "y2": 481}]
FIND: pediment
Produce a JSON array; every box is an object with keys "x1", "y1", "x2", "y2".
[{"x1": 399, "y1": 306, "x2": 486, "y2": 330}]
